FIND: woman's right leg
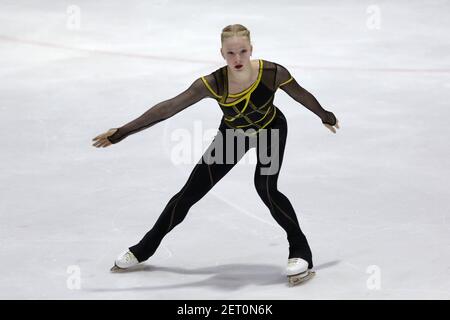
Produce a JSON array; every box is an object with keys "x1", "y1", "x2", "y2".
[{"x1": 129, "y1": 125, "x2": 250, "y2": 262}]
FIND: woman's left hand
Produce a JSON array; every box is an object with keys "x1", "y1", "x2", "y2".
[{"x1": 323, "y1": 118, "x2": 340, "y2": 134}]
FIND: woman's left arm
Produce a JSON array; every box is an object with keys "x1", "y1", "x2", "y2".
[{"x1": 275, "y1": 63, "x2": 339, "y2": 132}]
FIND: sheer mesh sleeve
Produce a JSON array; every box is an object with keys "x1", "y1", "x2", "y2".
[
  {"x1": 275, "y1": 63, "x2": 337, "y2": 126},
  {"x1": 107, "y1": 77, "x2": 213, "y2": 144}
]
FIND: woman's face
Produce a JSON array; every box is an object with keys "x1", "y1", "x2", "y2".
[{"x1": 220, "y1": 36, "x2": 253, "y2": 71}]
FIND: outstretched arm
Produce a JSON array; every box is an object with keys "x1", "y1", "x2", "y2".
[
  {"x1": 275, "y1": 63, "x2": 339, "y2": 130},
  {"x1": 103, "y1": 77, "x2": 211, "y2": 144}
]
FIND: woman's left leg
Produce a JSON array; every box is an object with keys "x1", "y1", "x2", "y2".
[{"x1": 253, "y1": 113, "x2": 313, "y2": 269}]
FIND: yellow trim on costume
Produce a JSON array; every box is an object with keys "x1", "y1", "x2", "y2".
[
  {"x1": 250, "y1": 97, "x2": 272, "y2": 113},
  {"x1": 260, "y1": 107, "x2": 277, "y2": 129},
  {"x1": 228, "y1": 59, "x2": 263, "y2": 97},
  {"x1": 201, "y1": 76, "x2": 222, "y2": 99},
  {"x1": 253, "y1": 105, "x2": 274, "y2": 124},
  {"x1": 278, "y1": 77, "x2": 293, "y2": 87},
  {"x1": 234, "y1": 97, "x2": 251, "y2": 117},
  {"x1": 230, "y1": 107, "x2": 278, "y2": 136},
  {"x1": 234, "y1": 105, "x2": 275, "y2": 128},
  {"x1": 219, "y1": 95, "x2": 247, "y2": 106},
  {"x1": 217, "y1": 59, "x2": 278, "y2": 135},
  {"x1": 225, "y1": 96, "x2": 272, "y2": 123},
  {"x1": 219, "y1": 59, "x2": 264, "y2": 107}
]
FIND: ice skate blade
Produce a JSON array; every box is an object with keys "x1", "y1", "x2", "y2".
[
  {"x1": 288, "y1": 270, "x2": 315, "y2": 287},
  {"x1": 110, "y1": 264, "x2": 127, "y2": 273}
]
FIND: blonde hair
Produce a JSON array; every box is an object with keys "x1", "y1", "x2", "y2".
[{"x1": 221, "y1": 24, "x2": 251, "y2": 44}]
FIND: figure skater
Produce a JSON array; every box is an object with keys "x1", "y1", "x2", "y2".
[{"x1": 92, "y1": 24, "x2": 339, "y2": 286}]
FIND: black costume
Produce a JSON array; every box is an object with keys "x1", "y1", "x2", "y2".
[{"x1": 107, "y1": 60, "x2": 337, "y2": 269}]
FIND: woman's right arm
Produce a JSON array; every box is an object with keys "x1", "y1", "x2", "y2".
[{"x1": 105, "y1": 77, "x2": 212, "y2": 144}]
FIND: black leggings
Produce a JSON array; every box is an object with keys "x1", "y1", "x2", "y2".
[{"x1": 129, "y1": 109, "x2": 313, "y2": 268}]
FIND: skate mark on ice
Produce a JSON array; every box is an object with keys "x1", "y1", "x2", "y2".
[{"x1": 314, "y1": 260, "x2": 341, "y2": 271}]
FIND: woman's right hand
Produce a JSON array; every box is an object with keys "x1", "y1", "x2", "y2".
[{"x1": 92, "y1": 128, "x2": 119, "y2": 148}]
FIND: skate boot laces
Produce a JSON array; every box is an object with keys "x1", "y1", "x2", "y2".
[
  {"x1": 286, "y1": 257, "x2": 309, "y2": 276},
  {"x1": 116, "y1": 250, "x2": 138, "y2": 266},
  {"x1": 288, "y1": 258, "x2": 306, "y2": 266}
]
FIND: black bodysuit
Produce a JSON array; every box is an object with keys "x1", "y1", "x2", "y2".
[{"x1": 106, "y1": 60, "x2": 337, "y2": 269}]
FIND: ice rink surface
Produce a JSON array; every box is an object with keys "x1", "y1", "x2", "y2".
[{"x1": 0, "y1": 0, "x2": 449, "y2": 299}]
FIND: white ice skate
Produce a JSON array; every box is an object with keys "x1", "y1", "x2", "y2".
[
  {"x1": 110, "y1": 250, "x2": 139, "y2": 272},
  {"x1": 286, "y1": 258, "x2": 315, "y2": 286}
]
